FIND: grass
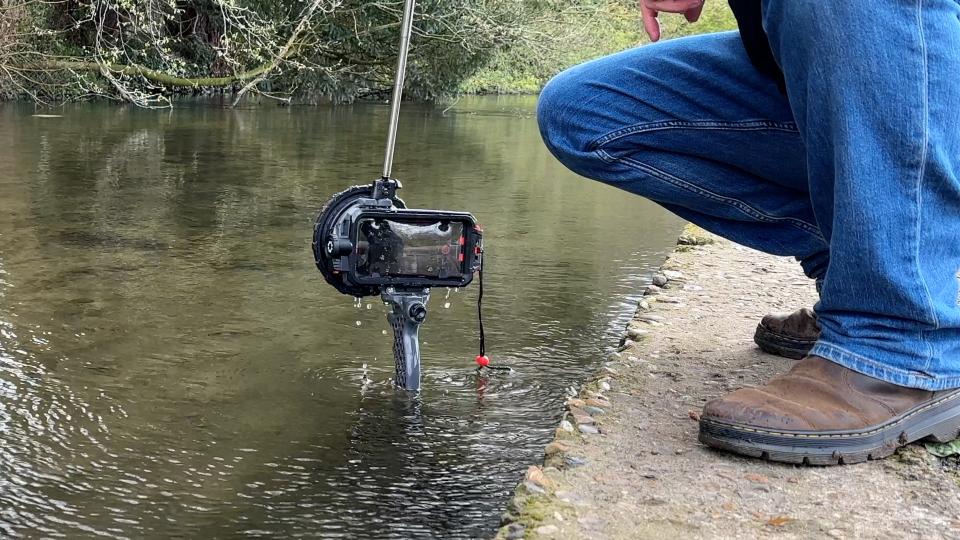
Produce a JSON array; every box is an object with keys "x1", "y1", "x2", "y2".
[{"x1": 460, "y1": 0, "x2": 737, "y2": 95}]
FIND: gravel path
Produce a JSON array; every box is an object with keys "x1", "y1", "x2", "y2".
[{"x1": 497, "y1": 226, "x2": 960, "y2": 540}]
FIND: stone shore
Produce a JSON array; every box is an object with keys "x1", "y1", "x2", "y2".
[{"x1": 496, "y1": 225, "x2": 960, "y2": 540}]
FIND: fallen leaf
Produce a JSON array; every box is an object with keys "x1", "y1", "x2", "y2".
[
  {"x1": 525, "y1": 466, "x2": 552, "y2": 489},
  {"x1": 766, "y1": 516, "x2": 793, "y2": 527},
  {"x1": 744, "y1": 473, "x2": 769, "y2": 484},
  {"x1": 925, "y1": 439, "x2": 960, "y2": 457}
]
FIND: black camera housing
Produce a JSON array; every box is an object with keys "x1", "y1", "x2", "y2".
[{"x1": 314, "y1": 184, "x2": 483, "y2": 297}]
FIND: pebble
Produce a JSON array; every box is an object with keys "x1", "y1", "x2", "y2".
[
  {"x1": 535, "y1": 525, "x2": 559, "y2": 535},
  {"x1": 577, "y1": 515, "x2": 603, "y2": 530},
  {"x1": 523, "y1": 480, "x2": 546, "y2": 494},
  {"x1": 644, "y1": 285, "x2": 662, "y2": 296},
  {"x1": 564, "y1": 456, "x2": 588, "y2": 468},
  {"x1": 578, "y1": 424, "x2": 600, "y2": 434},
  {"x1": 585, "y1": 398, "x2": 611, "y2": 408},
  {"x1": 583, "y1": 406, "x2": 605, "y2": 416},
  {"x1": 544, "y1": 442, "x2": 568, "y2": 456},
  {"x1": 627, "y1": 328, "x2": 648, "y2": 340},
  {"x1": 652, "y1": 274, "x2": 668, "y2": 287},
  {"x1": 599, "y1": 380, "x2": 612, "y2": 392},
  {"x1": 560, "y1": 420, "x2": 574, "y2": 432},
  {"x1": 566, "y1": 398, "x2": 585, "y2": 408},
  {"x1": 663, "y1": 270, "x2": 685, "y2": 280},
  {"x1": 572, "y1": 412, "x2": 595, "y2": 425},
  {"x1": 827, "y1": 529, "x2": 845, "y2": 539},
  {"x1": 505, "y1": 523, "x2": 525, "y2": 540},
  {"x1": 638, "y1": 299, "x2": 651, "y2": 311}
]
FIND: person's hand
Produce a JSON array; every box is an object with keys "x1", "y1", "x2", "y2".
[{"x1": 641, "y1": 0, "x2": 705, "y2": 42}]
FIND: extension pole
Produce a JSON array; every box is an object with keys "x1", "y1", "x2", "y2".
[{"x1": 381, "y1": 0, "x2": 417, "y2": 180}]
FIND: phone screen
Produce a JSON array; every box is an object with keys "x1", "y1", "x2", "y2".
[{"x1": 355, "y1": 218, "x2": 466, "y2": 279}]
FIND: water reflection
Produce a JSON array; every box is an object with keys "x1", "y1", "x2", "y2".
[{"x1": 0, "y1": 97, "x2": 683, "y2": 537}]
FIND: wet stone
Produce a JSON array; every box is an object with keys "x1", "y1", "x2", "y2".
[
  {"x1": 652, "y1": 274, "x2": 669, "y2": 287},
  {"x1": 627, "y1": 328, "x2": 648, "y2": 340},
  {"x1": 544, "y1": 442, "x2": 568, "y2": 456},
  {"x1": 506, "y1": 523, "x2": 526, "y2": 540},
  {"x1": 523, "y1": 480, "x2": 546, "y2": 495},
  {"x1": 564, "y1": 456, "x2": 588, "y2": 468},
  {"x1": 578, "y1": 424, "x2": 600, "y2": 435},
  {"x1": 583, "y1": 406, "x2": 605, "y2": 416}
]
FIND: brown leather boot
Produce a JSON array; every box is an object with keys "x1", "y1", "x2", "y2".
[
  {"x1": 754, "y1": 307, "x2": 819, "y2": 359},
  {"x1": 699, "y1": 356, "x2": 960, "y2": 465}
]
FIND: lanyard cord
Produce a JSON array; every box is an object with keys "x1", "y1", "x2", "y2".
[
  {"x1": 478, "y1": 253, "x2": 485, "y2": 358},
  {"x1": 474, "y1": 251, "x2": 508, "y2": 371}
]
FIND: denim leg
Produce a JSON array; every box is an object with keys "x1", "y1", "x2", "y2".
[
  {"x1": 764, "y1": 0, "x2": 960, "y2": 389},
  {"x1": 537, "y1": 32, "x2": 830, "y2": 280}
]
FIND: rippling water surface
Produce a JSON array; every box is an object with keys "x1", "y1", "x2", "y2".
[{"x1": 0, "y1": 97, "x2": 683, "y2": 538}]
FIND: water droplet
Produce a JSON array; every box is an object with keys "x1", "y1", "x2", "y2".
[
  {"x1": 355, "y1": 320, "x2": 362, "y2": 326},
  {"x1": 366, "y1": 303, "x2": 372, "y2": 310},
  {"x1": 445, "y1": 289, "x2": 452, "y2": 300},
  {"x1": 454, "y1": 288, "x2": 460, "y2": 293},
  {"x1": 382, "y1": 329, "x2": 388, "y2": 335},
  {"x1": 443, "y1": 302, "x2": 451, "y2": 309}
]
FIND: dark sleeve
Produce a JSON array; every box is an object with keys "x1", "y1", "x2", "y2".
[{"x1": 727, "y1": 0, "x2": 785, "y2": 92}]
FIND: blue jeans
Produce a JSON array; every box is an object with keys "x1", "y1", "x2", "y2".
[{"x1": 537, "y1": 0, "x2": 960, "y2": 390}]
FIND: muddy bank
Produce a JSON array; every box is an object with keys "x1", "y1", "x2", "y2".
[{"x1": 496, "y1": 225, "x2": 960, "y2": 540}]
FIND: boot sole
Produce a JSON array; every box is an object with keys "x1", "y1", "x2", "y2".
[
  {"x1": 753, "y1": 323, "x2": 815, "y2": 360},
  {"x1": 699, "y1": 390, "x2": 960, "y2": 465}
]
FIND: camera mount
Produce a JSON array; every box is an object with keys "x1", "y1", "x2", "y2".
[{"x1": 311, "y1": 0, "x2": 486, "y2": 392}]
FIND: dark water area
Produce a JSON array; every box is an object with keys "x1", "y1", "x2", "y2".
[{"x1": 0, "y1": 97, "x2": 684, "y2": 538}]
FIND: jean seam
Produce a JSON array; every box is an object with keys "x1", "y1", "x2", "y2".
[
  {"x1": 915, "y1": 0, "x2": 938, "y2": 374},
  {"x1": 597, "y1": 149, "x2": 826, "y2": 242},
  {"x1": 587, "y1": 119, "x2": 799, "y2": 151}
]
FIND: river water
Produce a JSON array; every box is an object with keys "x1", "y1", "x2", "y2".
[{"x1": 0, "y1": 97, "x2": 683, "y2": 538}]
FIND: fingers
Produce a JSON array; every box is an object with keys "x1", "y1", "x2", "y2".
[
  {"x1": 641, "y1": 0, "x2": 705, "y2": 40},
  {"x1": 641, "y1": 5, "x2": 661, "y2": 42},
  {"x1": 684, "y1": 3, "x2": 704, "y2": 22},
  {"x1": 645, "y1": 0, "x2": 704, "y2": 13}
]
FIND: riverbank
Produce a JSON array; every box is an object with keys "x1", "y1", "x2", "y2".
[{"x1": 497, "y1": 225, "x2": 960, "y2": 539}]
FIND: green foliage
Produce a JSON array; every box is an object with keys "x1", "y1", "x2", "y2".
[
  {"x1": 460, "y1": 0, "x2": 737, "y2": 95},
  {"x1": 926, "y1": 439, "x2": 960, "y2": 457},
  {"x1": 1, "y1": 0, "x2": 737, "y2": 104}
]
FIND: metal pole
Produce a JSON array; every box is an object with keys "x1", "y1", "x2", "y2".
[{"x1": 381, "y1": 0, "x2": 417, "y2": 180}]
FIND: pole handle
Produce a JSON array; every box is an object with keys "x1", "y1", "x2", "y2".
[
  {"x1": 381, "y1": 0, "x2": 418, "y2": 180},
  {"x1": 382, "y1": 289, "x2": 429, "y2": 391}
]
